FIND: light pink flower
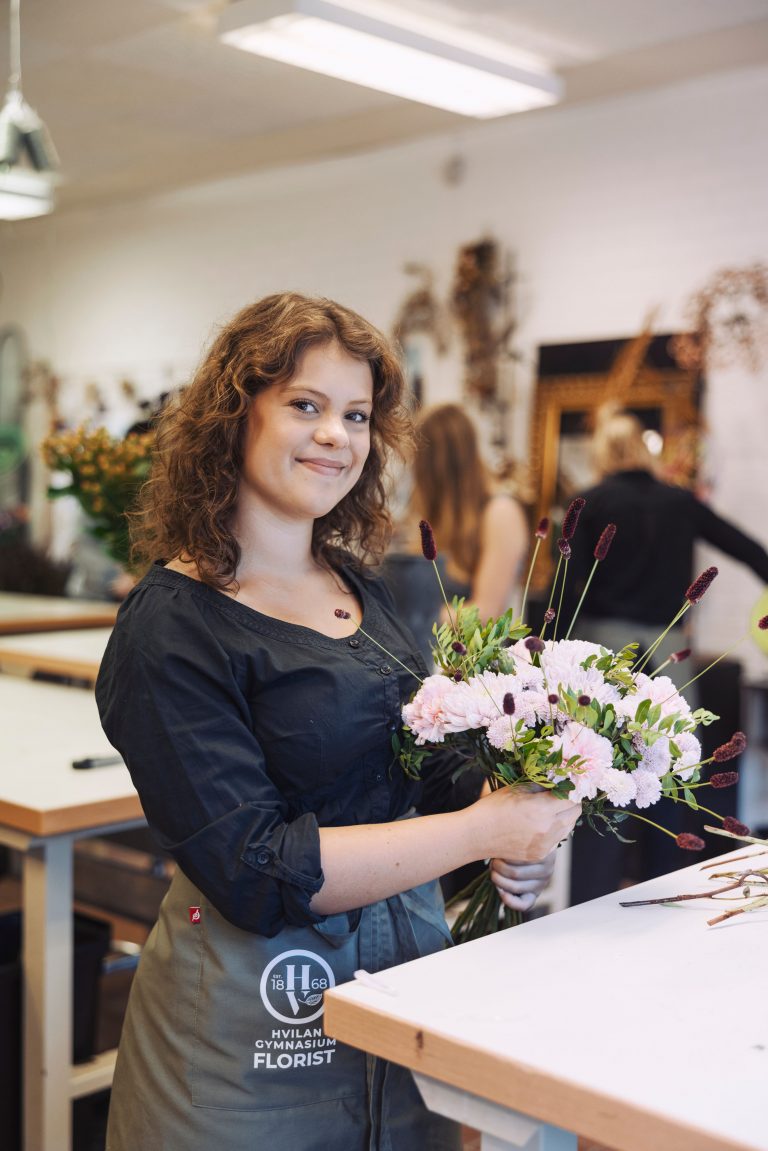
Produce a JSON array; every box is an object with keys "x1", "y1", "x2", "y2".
[
  {"x1": 633, "y1": 770, "x2": 663, "y2": 809},
  {"x1": 549, "y1": 723, "x2": 614, "y2": 803},
  {"x1": 673, "y1": 731, "x2": 702, "y2": 781},
  {"x1": 402, "y1": 675, "x2": 455, "y2": 744},
  {"x1": 638, "y1": 736, "x2": 672, "y2": 777},
  {"x1": 599, "y1": 767, "x2": 637, "y2": 807}
]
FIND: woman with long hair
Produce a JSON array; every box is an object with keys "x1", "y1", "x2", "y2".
[{"x1": 96, "y1": 294, "x2": 578, "y2": 1150}]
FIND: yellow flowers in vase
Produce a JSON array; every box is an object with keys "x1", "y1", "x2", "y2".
[{"x1": 41, "y1": 425, "x2": 154, "y2": 572}]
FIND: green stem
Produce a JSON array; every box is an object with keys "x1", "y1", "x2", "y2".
[
  {"x1": 542, "y1": 554, "x2": 563, "y2": 631},
  {"x1": 634, "y1": 602, "x2": 690, "y2": 674},
  {"x1": 355, "y1": 624, "x2": 423, "y2": 683},
  {"x1": 519, "y1": 538, "x2": 542, "y2": 626},
  {"x1": 552, "y1": 557, "x2": 568, "y2": 641},
  {"x1": 604, "y1": 807, "x2": 680, "y2": 841},
  {"x1": 565, "y1": 559, "x2": 597, "y2": 641},
  {"x1": 660, "y1": 636, "x2": 746, "y2": 704}
]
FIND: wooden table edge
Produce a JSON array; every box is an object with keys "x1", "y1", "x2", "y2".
[
  {"x1": 324, "y1": 992, "x2": 757, "y2": 1151},
  {"x1": 0, "y1": 613, "x2": 117, "y2": 635},
  {"x1": 0, "y1": 794, "x2": 144, "y2": 837},
  {"x1": 0, "y1": 650, "x2": 100, "y2": 681}
]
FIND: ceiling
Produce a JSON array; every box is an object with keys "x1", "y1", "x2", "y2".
[{"x1": 3, "y1": 0, "x2": 768, "y2": 211}]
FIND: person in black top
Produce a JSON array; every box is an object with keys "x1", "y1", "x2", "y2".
[
  {"x1": 566, "y1": 409, "x2": 768, "y2": 901},
  {"x1": 96, "y1": 292, "x2": 580, "y2": 1151}
]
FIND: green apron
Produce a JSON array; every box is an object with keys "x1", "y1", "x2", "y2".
[{"x1": 106, "y1": 867, "x2": 462, "y2": 1150}]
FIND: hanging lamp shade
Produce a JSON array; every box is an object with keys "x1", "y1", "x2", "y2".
[{"x1": 0, "y1": 0, "x2": 59, "y2": 220}]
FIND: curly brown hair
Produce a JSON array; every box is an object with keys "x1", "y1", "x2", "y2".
[{"x1": 131, "y1": 292, "x2": 413, "y2": 588}]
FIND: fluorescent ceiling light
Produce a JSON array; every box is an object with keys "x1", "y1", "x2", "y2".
[{"x1": 218, "y1": 0, "x2": 562, "y2": 118}]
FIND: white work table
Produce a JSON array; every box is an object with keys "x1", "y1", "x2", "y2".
[
  {"x1": 0, "y1": 592, "x2": 117, "y2": 635},
  {"x1": 0, "y1": 626, "x2": 111, "y2": 686},
  {"x1": 325, "y1": 851, "x2": 768, "y2": 1151},
  {"x1": 0, "y1": 675, "x2": 143, "y2": 1150}
]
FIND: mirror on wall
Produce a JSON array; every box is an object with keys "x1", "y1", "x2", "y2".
[{"x1": 528, "y1": 333, "x2": 702, "y2": 590}]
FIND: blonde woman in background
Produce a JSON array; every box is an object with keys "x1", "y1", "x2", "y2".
[
  {"x1": 566, "y1": 406, "x2": 768, "y2": 904},
  {"x1": 383, "y1": 403, "x2": 528, "y2": 663}
]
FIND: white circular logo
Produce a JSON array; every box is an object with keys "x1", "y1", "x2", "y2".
[{"x1": 259, "y1": 949, "x2": 336, "y2": 1025}]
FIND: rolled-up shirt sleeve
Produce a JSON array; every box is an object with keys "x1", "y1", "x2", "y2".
[{"x1": 96, "y1": 595, "x2": 324, "y2": 937}]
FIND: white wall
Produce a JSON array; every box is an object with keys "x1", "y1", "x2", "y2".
[{"x1": 2, "y1": 64, "x2": 767, "y2": 672}]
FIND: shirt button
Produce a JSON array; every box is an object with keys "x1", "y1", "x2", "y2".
[
  {"x1": 380, "y1": 664, "x2": 392, "y2": 676},
  {"x1": 256, "y1": 850, "x2": 271, "y2": 866},
  {"x1": 389, "y1": 721, "x2": 398, "y2": 731},
  {"x1": 375, "y1": 773, "x2": 383, "y2": 783},
  {"x1": 348, "y1": 638, "x2": 360, "y2": 648}
]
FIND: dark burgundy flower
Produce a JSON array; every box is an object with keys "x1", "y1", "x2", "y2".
[
  {"x1": 547, "y1": 693, "x2": 559, "y2": 704},
  {"x1": 710, "y1": 771, "x2": 739, "y2": 789},
  {"x1": 723, "y1": 816, "x2": 751, "y2": 836},
  {"x1": 577, "y1": 694, "x2": 591, "y2": 707},
  {"x1": 562, "y1": 497, "x2": 586, "y2": 541},
  {"x1": 535, "y1": 516, "x2": 550, "y2": 540},
  {"x1": 712, "y1": 731, "x2": 747, "y2": 762},
  {"x1": 503, "y1": 693, "x2": 515, "y2": 716},
  {"x1": 676, "y1": 833, "x2": 705, "y2": 851},
  {"x1": 557, "y1": 537, "x2": 571, "y2": 559},
  {"x1": 543, "y1": 607, "x2": 556, "y2": 624},
  {"x1": 452, "y1": 671, "x2": 463, "y2": 682},
  {"x1": 670, "y1": 647, "x2": 691, "y2": 663},
  {"x1": 525, "y1": 636, "x2": 545, "y2": 654},
  {"x1": 758, "y1": 615, "x2": 768, "y2": 630},
  {"x1": 685, "y1": 566, "x2": 718, "y2": 604},
  {"x1": 419, "y1": 519, "x2": 437, "y2": 562},
  {"x1": 593, "y1": 523, "x2": 616, "y2": 562},
  {"x1": 334, "y1": 608, "x2": 351, "y2": 619},
  {"x1": 451, "y1": 641, "x2": 467, "y2": 654}
]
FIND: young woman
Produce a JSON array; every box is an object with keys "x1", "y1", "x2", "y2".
[
  {"x1": 384, "y1": 402, "x2": 528, "y2": 663},
  {"x1": 96, "y1": 293, "x2": 580, "y2": 1150}
]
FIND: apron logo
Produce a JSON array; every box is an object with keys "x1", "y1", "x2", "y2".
[
  {"x1": 188, "y1": 906, "x2": 201, "y2": 923},
  {"x1": 259, "y1": 948, "x2": 335, "y2": 1025}
]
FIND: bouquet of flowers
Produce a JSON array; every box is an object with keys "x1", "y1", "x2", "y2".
[
  {"x1": 41, "y1": 425, "x2": 154, "y2": 571},
  {"x1": 352, "y1": 505, "x2": 766, "y2": 944}
]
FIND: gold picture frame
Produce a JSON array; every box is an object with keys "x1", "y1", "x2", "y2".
[{"x1": 528, "y1": 353, "x2": 701, "y2": 589}]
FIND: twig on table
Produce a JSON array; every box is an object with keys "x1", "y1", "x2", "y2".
[{"x1": 620, "y1": 870, "x2": 768, "y2": 909}]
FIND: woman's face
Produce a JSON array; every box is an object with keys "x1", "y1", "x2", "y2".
[{"x1": 238, "y1": 341, "x2": 373, "y2": 525}]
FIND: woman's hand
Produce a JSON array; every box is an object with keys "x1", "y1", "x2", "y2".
[
  {"x1": 469, "y1": 784, "x2": 581, "y2": 863},
  {"x1": 489, "y1": 851, "x2": 557, "y2": 912}
]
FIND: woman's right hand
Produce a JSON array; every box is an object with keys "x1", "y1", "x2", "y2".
[{"x1": 468, "y1": 784, "x2": 581, "y2": 863}]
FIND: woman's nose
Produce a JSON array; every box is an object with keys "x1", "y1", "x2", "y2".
[{"x1": 314, "y1": 412, "x2": 349, "y2": 447}]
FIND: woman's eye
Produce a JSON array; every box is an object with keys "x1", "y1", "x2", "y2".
[
  {"x1": 346, "y1": 411, "x2": 370, "y2": 424},
  {"x1": 290, "y1": 399, "x2": 318, "y2": 414}
]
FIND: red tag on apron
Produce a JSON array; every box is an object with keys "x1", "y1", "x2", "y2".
[{"x1": 188, "y1": 906, "x2": 201, "y2": 923}]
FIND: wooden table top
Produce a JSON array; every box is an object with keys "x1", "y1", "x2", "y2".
[
  {"x1": 0, "y1": 593, "x2": 117, "y2": 635},
  {"x1": 0, "y1": 676, "x2": 141, "y2": 836},
  {"x1": 0, "y1": 627, "x2": 112, "y2": 683},
  {"x1": 325, "y1": 850, "x2": 768, "y2": 1151}
]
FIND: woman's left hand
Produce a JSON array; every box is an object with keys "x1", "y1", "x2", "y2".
[{"x1": 489, "y1": 850, "x2": 557, "y2": 912}]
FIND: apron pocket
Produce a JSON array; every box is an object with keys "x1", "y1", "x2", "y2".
[
  {"x1": 189, "y1": 904, "x2": 367, "y2": 1112},
  {"x1": 400, "y1": 878, "x2": 453, "y2": 956}
]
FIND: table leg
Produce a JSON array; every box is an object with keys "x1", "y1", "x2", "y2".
[
  {"x1": 414, "y1": 1073, "x2": 577, "y2": 1151},
  {"x1": 22, "y1": 835, "x2": 74, "y2": 1151}
]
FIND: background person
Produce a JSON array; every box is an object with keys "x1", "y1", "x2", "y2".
[
  {"x1": 383, "y1": 402, "x2": 528, "y2": 665},
  {"x1": 566, "y1": 408, "x2": 768, "y2": 900},
  {"x1": 96, "y1": 293, "x2": 580, "y2": 1151}
]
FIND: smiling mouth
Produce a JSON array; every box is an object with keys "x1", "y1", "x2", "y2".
[{"x1": 298, "y1": 458, "x2": 348, "y2": 475}]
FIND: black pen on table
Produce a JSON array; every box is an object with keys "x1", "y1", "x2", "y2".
[{"x1": 71, "y1": 754, "x2": 123, "y2": 770}]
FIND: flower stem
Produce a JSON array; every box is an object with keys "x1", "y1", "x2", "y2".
[
  {"x1": 541, "y1": 554, "x2": 563, "y2": 637},
  {"x1": 553, "y1": 557, "x2": 568, "y2": 641},
  {"x1": 633, "y1": 603, "x2": 689, "y2": 674},
  {"x1": 355, "y1": 625, "x2": 423, "y2": 683},
  {"x1": 564, "y1": 559, "x2": 597, "y2": 641},
  {"x1": 660, "y1": 636, "x2": 746, "y2": 704},
  {"x1": 519, "y1": 538, "x2": 542, "y2": 626}
]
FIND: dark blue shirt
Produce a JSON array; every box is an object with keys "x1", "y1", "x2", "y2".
[{"x1": 96, "y1": 563, "x2": 478, "y2": 937}]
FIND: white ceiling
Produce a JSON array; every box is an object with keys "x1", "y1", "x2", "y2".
[{"x1": 3, "y1": 0, "x2": 768, "y2": 210}]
